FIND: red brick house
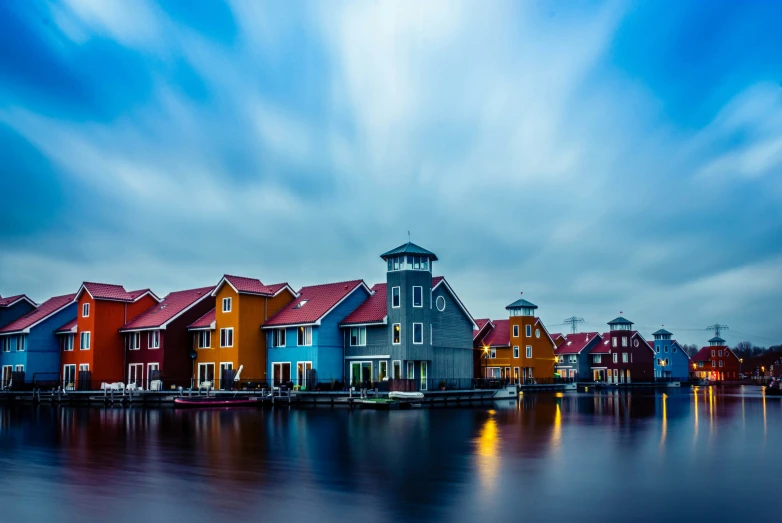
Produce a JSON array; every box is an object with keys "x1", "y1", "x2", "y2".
[
  {"x1": 119, "y1": 286, "x2": 214, "y2": 390},
  {"x1": 691, "y1": 336, "x2": 740, "y2": 381},
  {"x1": 588, "y1": 317, "x2": 655, "y2": 383}
]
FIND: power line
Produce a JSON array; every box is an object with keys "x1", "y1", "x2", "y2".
[
  {"x1": 705, "y1": 323, "x2": 729, "y2": 337},
  {"x1": 563, "y1": 316, "x2": 585, "y2": 334}
]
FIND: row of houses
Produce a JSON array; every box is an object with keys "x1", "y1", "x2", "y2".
[{"x1": 0, "y1": 241, "x2": 740, "y2": 390}]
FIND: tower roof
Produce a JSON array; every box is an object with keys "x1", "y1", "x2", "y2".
[
  {"x1": 653, "y1": 328, "x2": 673, "y2": 336},
  {"x1": 380, "y1": 242, "x2": 438, "y2": 261},
  {"x1": 708, "y1": 336, "x2": 726, "y2": 344},
  {"x1": 505, "y1": 299, "x2": 537, "y2": 310},
  {"x1": 608, "y1": 316, "x2": 633, "y2": 325}
]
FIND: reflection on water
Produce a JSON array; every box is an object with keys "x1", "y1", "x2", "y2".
[{"x1": 0, "y1": 388, "x2": 779, "y2": 523}]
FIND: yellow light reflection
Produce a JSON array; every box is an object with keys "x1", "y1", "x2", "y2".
[
  {"x1": 660, "y1": 393, "x2": 667, "y2": 449},
  {"x1": 708, "y1": 386, "x2": 714, "y2": 437},
  {"x1": 693, "y1": 387, "x2": 699, "y2": 443},
  {"x1": 552, "y1": 403, "x2": 562, "y2": 450},
  {"x1": 762, "y1": 390, "x2": 767, "y2": 439},
  {"x1": 475, "y1": 412, "x2": 499, "y2": 493}
]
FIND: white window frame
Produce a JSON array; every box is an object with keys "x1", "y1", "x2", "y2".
[
  {"x1": 406, "y1": 361, "x2": 415, "y2": 379},
  {"x1": 147, "y1": 363, "x2": 160, "y2": 389},
  {"x1": 378, "y1": 360, "x2": 388, "y2": 380},
  {"x1": 79, "y1": 363, "x2": 89, "y2": 372},
  {"x1": 593, "y1": 355, "x2": 601, "y2": 364},
  {"x1": 622, "y1": 337, "x2": 628, "y2": 347},
  {"x1": 391, "y1": 286, "x2": 401, "y2": 308},
  {"x1": 16, "y1": 335, "x2": 26, "y2": 352},
  {"x1": 613, "y1": 353, "x2": 618, "y2": 363},
  {"x1": 148, "y1": 330, "x2": 160, "y2": 349},
  {"x1": 436, "y1": 295, "x2": 446, "y2": 312},
  {"x1": 15, "y1": 364, "x2": 24, "y2": 372},
  {"x1": 526, "y1": 345, "x2": 532, "y2": 358},
  {"x1": 80, "y1": 331, "x2": 91, "y2": 350},
  {"x1": 392, "y1": 323, "x2": 401, "y2": 345},
  {"x1": 350, "y1": 327, "x2": 366, "y2": 347},
  {"x1": 220, "y1": 328, "x2": 234, "y2": 348},
  {"x1": 513, "y1": 325, "x2": 519, "y2": 337},
  {"x1": 612, "y1": 337, "x2": 618, "y2": 347},
  {"x1": 526, "y1": 325, "x2": 532, "y2": 337},
  {"x1": 412, "y1": 286, "x2": 423, "y2": 308},
  {"x1": 297, "y1": 326, "x2": 312, "y2": 347},
  {"x1": 63, "y1": 364, "x2": 76, "y2": 387},
  {"x1": 0, "y1": 338, "x2": 7, "y2": 352},
  {"x1": 198, "y1": 331, "x2": 212, "y2": 349},
  {"x1": 82, "y1": 302, "x2": 90, "y2": 318},
  {"x1": 392, "y1": 360, "x2": 402, "y2": 379},
  {"x1": 64, "y1": 335, "x2": 74, "y2": 352},
  {"x1": 128, "y1": 332, "x2": 140, "y2": 351},
  {"x1": 273, "y1": 328, "x2": 286, "y2": 348},
  {"x1": 128, "y1": 363, "x2": 143, "y2": 387},
  {"x1": 513, "y1": 346, "x2": 519, "y2": 358},
  {"x1": 622, "y1": 353, "x2": 628, "y2": 363},
  {"x1": 412, "y1": 323, "x2": 423, "y2": 345},
  {"x1": 222, "y1": 297, "x2": 232, "y2": 313}
]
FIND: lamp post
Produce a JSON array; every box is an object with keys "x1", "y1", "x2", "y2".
[
  {"x1": 482, "y1": 346, "x2": 489, "y2": 386},
  {"x1": 740, "y1": 358, "x2": 743, "y2": 378}
]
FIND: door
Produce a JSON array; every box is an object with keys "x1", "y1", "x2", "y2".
[
  {"x1": 272, "y1": 362, "x2": 290, "y2": 387},
  {"x1": 297, "y1": 361, "x2": 312, "y2": 389},
  {"x1": 420, "y1": 362, "x2": 428, "y2": 390},
  {"x1": 392, "y1": 361, "x2": 401, "y2": 379},
  {"x1": 63, "y1": 364, "x2": 76, "y2": 389},
  {"x1": 198, "y1": 362, "x2": 215, "y2": 388},
  {"x1": 379, "y1": 361, "x2": 388, "y2": 381},
  {"x1": 147, "y1": 363, "x2": 160, "y2": 390},
  {"x1": 1, "y1": 366, "x2": 11, "y2": 389},
  {"x1": 406, "y1": 361, "x2": 415, "y2": 380},
  {"x1": 128, "y1": 363, "x2": 143, "y2": 388},
  {"x1": 219, "y1": 362, "x2": 234, "y2": 390}
]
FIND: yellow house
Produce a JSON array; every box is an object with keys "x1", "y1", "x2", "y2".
[{"x1": 191, "y1": 275, "x2": 295, "y2": 388}]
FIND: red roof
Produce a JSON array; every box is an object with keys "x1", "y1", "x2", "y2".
[
  {"x1": 473, "y1": 318, "x2": 492, "y2": 341},
  {"x1": 591, "y1": 333, "x2": 613, "y2": 354},
  {"x1": 127, "y1": 288, "x2": 159, "y2": 302},
  {"x1": 265, "y1": 282, "x2": 293, "y2": 296},
  {"x1": 188, "y1": 308, "x2": 215, "y2": 330},
  {"x1": 555, "y1": 332, "x2": 601, "y2": 355},
  {"x1": 218, "y1": 275, "x2": 277, "y2": 296},
  {"x1": 551, "y1": 332, "x2": 564, "y2": 340},
  {"x1": 121, "y1": 286, "x2": 214, "y2": 331},
  {"x1": 55, "y1": 318, "x2": 78, "y2": 334},
  {"x1": 481, "y1": 319, "x2": 510, "y2": 347},
  {"x1": 79, "y1": 282, "x2": 132, "y2": 301},
  {"x1": 340, "y1": 283, "x2": 387, "y2": 325},
  {"x1": 0, "y1": 294, "x2": 75, "y2": 334},
  {"x1": 264, "y1": 280, "x2": 367, "y2": 327},
  {"x1": 0, "y1": 294, "x2": 35, "y2": 307}
]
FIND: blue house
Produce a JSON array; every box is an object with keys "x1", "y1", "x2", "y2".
[
  {"x1": 262, "y1": 280, "x2": 371, "y2": 389},
  {"x1": 0, "y1": 293, "x2": 76, "y2": 387},
  {"x1": 340, "y1": 242, "x2": 477, "y2": 390},
  {"x1": 0, "y1": 294, "x2": 37, "y2": 329},
  {"x1": 651, "y1": 328, "x2": 690, "y2": 380}
]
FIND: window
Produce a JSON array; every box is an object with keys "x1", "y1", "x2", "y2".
[
  {"x1": 412, "y1": 286, "x2": 423, "y2": 307},
  {"x1": 622, "y1": 353, "x2": 628, "y2": 363},
  {"x1": 569, "y1": 355, "x2": 577, "y2": 363},
  {"x1": 413, "y1": 323, "x2": 423, "y2": 344},
  {"x1": 413, "y1": 256, "x2": 420, "y2": 270},
  {"x1": 711, "y1": 350, "x2": 715, "y2": 357},
  {"x1": 436, "y1": 295, "x2": 446, "y2": 311},
  {"x1": 526, "y1": 325, "x2": 532, "y2": 337},
  {"x1": 63, "y1": 335, "x2": 74, "y2": 352},
  {"x1": 657, "y1": 358, "x2": 662, "y2": 366},
  {"x1": 198, "y1": 331, "x2": 211, "y2": 349},
  {"x1": 350, "y1": 327, "x2": 366, "y2": 346},
  {"x1": 593, "y1": 354, "x2": 601, "y2": 364},
  {"x1": 80, "y1": 332, "x2": 90, "y2": 350},
  {"x1": 392, "y1": 360, "x2": 402, "y2": 379},
  {"x1": 0, "y1": 338, "x2": 7, "y2": 352},
  {"x1": 698, "y1": 361, "x2": 703, "y2": 368},
  {"x1": 612, "y1": 338, "x2": 618, "y2": 347},
  {"x1": 613, "y1": 353, "x2": 618, "y2": 363},
  {"x1": 711, "y1": 360, "x2": 715, "y2": 367},
  {"x1": 718, "y1": 350, "x2": 723, "y2": 357},
  {"x1": 220, "y1": 328, "x2": 234, "y2": 348},
  {"x1": 392, "y1": 287, "x2": 400, "y2": 308},
  {"x1": 513, "y1": 346, "x2": 519, "y2": 358},
  {"x1": 293, "y1": 300, "x2": 308, "y2": 309},
  {"x1": 656, "y1": 346, "x2": 660, "y2": 353},
  {"x1": 148, "y1": 330, "x2": 160, "y2": 349},
  {"x1": 719, "y1": 360, "x2": 723, "y2": 368},
  {"x1": 297, "y1": 326, "x2": 312, "y2": 346},
  {"x1": 526, "y1": 346, "x2": 532, "y2": 358},
  {"x1": 15, "y1": 364, "x2": 23, "y2": 372},
  {"x1": 222, "y1": 297, "x2": 232, "y2": 313},
  {"x1": 79, "y1": 363, "x2": 89, "y2": 372},
  {"x1": 272, "y1": 328, "x2": 286, "y2": 347},
  {"x1": 622, "y1": 337, "x2": 627, "y2": 347},
  {"x1": 557, "y1": 356, "x2": 564, "y2": 364},
  {"x1": 673, "y1": 346, "x2": 678, "y2": 353},
  {"x1": 128, "y1": 332, "x2": 140, "y2": 350},
  {"x1": 664, "y1": 345, "x2": 668, "y2": 353},
  {"x1": 379, "y1": 361, "x2": 388, "y2": 380},
  {"x1": 421, "y1": 257, "x2": 429, "y2": 271},
  {"x1": 406, "y1": 361, "x2": 414, "y2": 379},
  {"x1": 393, "y1": 324, "x2": 401, "y2": 344},
  {"x1": 82, "y1": 303, "x2": 90, "y2": 317},
  {"x1": 513, "y1": 325, "x2": 519, "y2": 337},
  {"x1": 430, "y1": 324, "x2": 433, "y2": 345},
  {"x1": 489, "y1": 348, "x2": 496, "y2": 359},
  {"x1": 16, "y1": 335, "x2": 25, "y2": 352},
  {"x1": 535, "y1": 329, "x2": 540, "y2": 339}
]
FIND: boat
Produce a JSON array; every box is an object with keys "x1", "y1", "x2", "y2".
[
  {"x1": 492, "y1": 385, "x2": 518, "y2": 399},
  {"x1": 388, "y1": 391, "x2": 425, "y2": 400},
  {"x1": 173, "y1": 396, "x2": 263, "y2": 408}
]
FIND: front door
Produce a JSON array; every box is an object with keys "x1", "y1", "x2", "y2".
[
  {"x1": 128, "y1": 363, "x2": 143, "y2": 388},
  {"x1": 272, "y1": 362, "x2": 290, "y2": 387},
  {"x1": 198, "y1": 362, "x2": 215, "y2": 388},
  {"x1": 420, "y1": 361, "x2": 428, "y2": 390},
  {"x1": 147, "y1": 363, "x2": 160, "y2": 389},
  {"x1": 63, "y1": 364, "x2": 76, "y2": 389}
]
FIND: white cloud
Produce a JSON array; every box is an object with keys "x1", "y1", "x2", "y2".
[{"x1": 56, "y1": 0, "x2": 165, "y2": 49}]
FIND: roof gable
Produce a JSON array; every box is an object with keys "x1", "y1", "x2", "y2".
[
  {"x1": 480, "y1": 319, "x2": 510, "y2": 347},
  {"x1": 0, "y1": 294, "x2": 75, "y2": 334},
  {"x1": 340, "y1": 283, "x2": 387, "y2": 326},
  {"x1": 188, "y1": 308, "x2": 216, "y2": 331},
  {"x1": 264, "y1": 280, "x2": 369, "y2": 327},
  {"x1": 555, "y1": 332, "x2": 601, "y2": 355},
  {"x1": 432, "y1": 277, "x2": 478, "y2": 330},
  {"x1": 120, "y1": 286, "x2": 214, "y2": 331},
  {"x1": 0, "y1": 294, "x2": 37, "y2": 308},
  {"x1": 55, "y1": 318, "x2": 77, "y2": 334},
  {"x1": 212, "y1": 275, "x2": 281, "y2": 297}
]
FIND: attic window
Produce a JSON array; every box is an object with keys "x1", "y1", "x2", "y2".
[
  {"x1": 294, "y1": 300, "x2": 308, "y2": 309},
  {"x1": 159, "y1": 304, "x2": 167, "y2": 310}
]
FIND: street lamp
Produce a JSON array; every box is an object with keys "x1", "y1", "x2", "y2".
[
  {"x1": 740, "y1": 358, "x2": 743, "y2": 377},
  {"x1": 482, "y1": 346, "x2": 489, "y2": 384}
]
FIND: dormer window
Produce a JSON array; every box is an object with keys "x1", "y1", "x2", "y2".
[{"x1": 294, "y1": 300, "x2": 309, "y2": 309}]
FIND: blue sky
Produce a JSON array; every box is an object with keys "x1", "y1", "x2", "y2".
[{"x1": 1, "y1": 0, "x2": 781, "y2": 347}]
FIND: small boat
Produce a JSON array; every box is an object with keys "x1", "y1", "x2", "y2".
[
  {"x1": 388, "y1": 391, "x2": 424, "y2": 400},
  {"x1": 174, "y1": 396, "x2": 262, "y2": 408},
  {"x1": 493, "y1": 385, "x2": 518, "y2": 399}
]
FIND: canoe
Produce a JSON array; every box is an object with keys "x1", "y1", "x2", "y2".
[
  {"x1": 388, "y1": 391, "x2": 424, "y2": 400},
  {"x1": 174, "y1": 397, "x2": 261, "y2": 408}
]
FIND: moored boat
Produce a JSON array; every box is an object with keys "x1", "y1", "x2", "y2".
[
  {"x1": 174, "y1": 396, "x2": 262, "y2": 408},
  {"x1": 388, "y1": 391, "x2": 425, "y2": 400}
]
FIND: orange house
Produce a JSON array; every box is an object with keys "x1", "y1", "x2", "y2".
[
  {"x1": 473, "y1": 297, "x2": 556, "y2": 383},
  {"x1": 61, "y1": 282, "x2": 159, "y2": 389},
  {"x1": 192, "y1": 275, "x2": 295, "y2": 388}
]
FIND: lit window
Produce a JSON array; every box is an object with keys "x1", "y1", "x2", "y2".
[
  {"x1": 297, "y1": 326, "x2": 312, "y2": 346},
  {"x1": 222, "y1": 297, "x2": 232, "y2": 313},
  {"x1": 413, "y1": 323, "x2": 423, "y2": 344},
  {"x1": 412, "y1": 286, "x2": 423, "y2": 308},
  {"x1": 393, "y1": 324, "x2": 401, "y2": 345},
  {"x1": 392, "y1": 287, "x2": 400, "y2": 308}
]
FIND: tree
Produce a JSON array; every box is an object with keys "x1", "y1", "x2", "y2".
[
  {"x1": 734, "y1": 341, "x2": 754, "y2": 359},
  {"x1": 683, "y1": 344, "x2": 700, "y2": 358}
]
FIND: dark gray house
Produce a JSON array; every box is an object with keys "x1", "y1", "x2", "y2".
[
  {"x1": 340, "y1": 242, "x2": 476, "y2": 390},
  {"x1": 554, "y1": 332, "x2": 602, "y2": 381}
]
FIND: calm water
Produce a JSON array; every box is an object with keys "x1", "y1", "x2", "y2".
[{"x1": 0, "y1": 387, "x2": 778, "y2": 522}]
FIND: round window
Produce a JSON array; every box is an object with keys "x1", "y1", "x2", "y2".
[
  {"x1": 535, "y1": 329, "x2": 540, "y2": 339},
  {"x1": 436, "y1": 296, "x2": 446, "y2": 312},
  {"x1": 634, "y1": 339, "x2": 639, "y2": 347}
]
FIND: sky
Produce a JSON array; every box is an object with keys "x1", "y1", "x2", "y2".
[{"x1": 1, "y1": 0, "x2": 781, "y2": 347}]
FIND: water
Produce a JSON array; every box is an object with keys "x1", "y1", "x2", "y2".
[{"x1": 0, "y1": 387, "x2": 778, "y2": 523}]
